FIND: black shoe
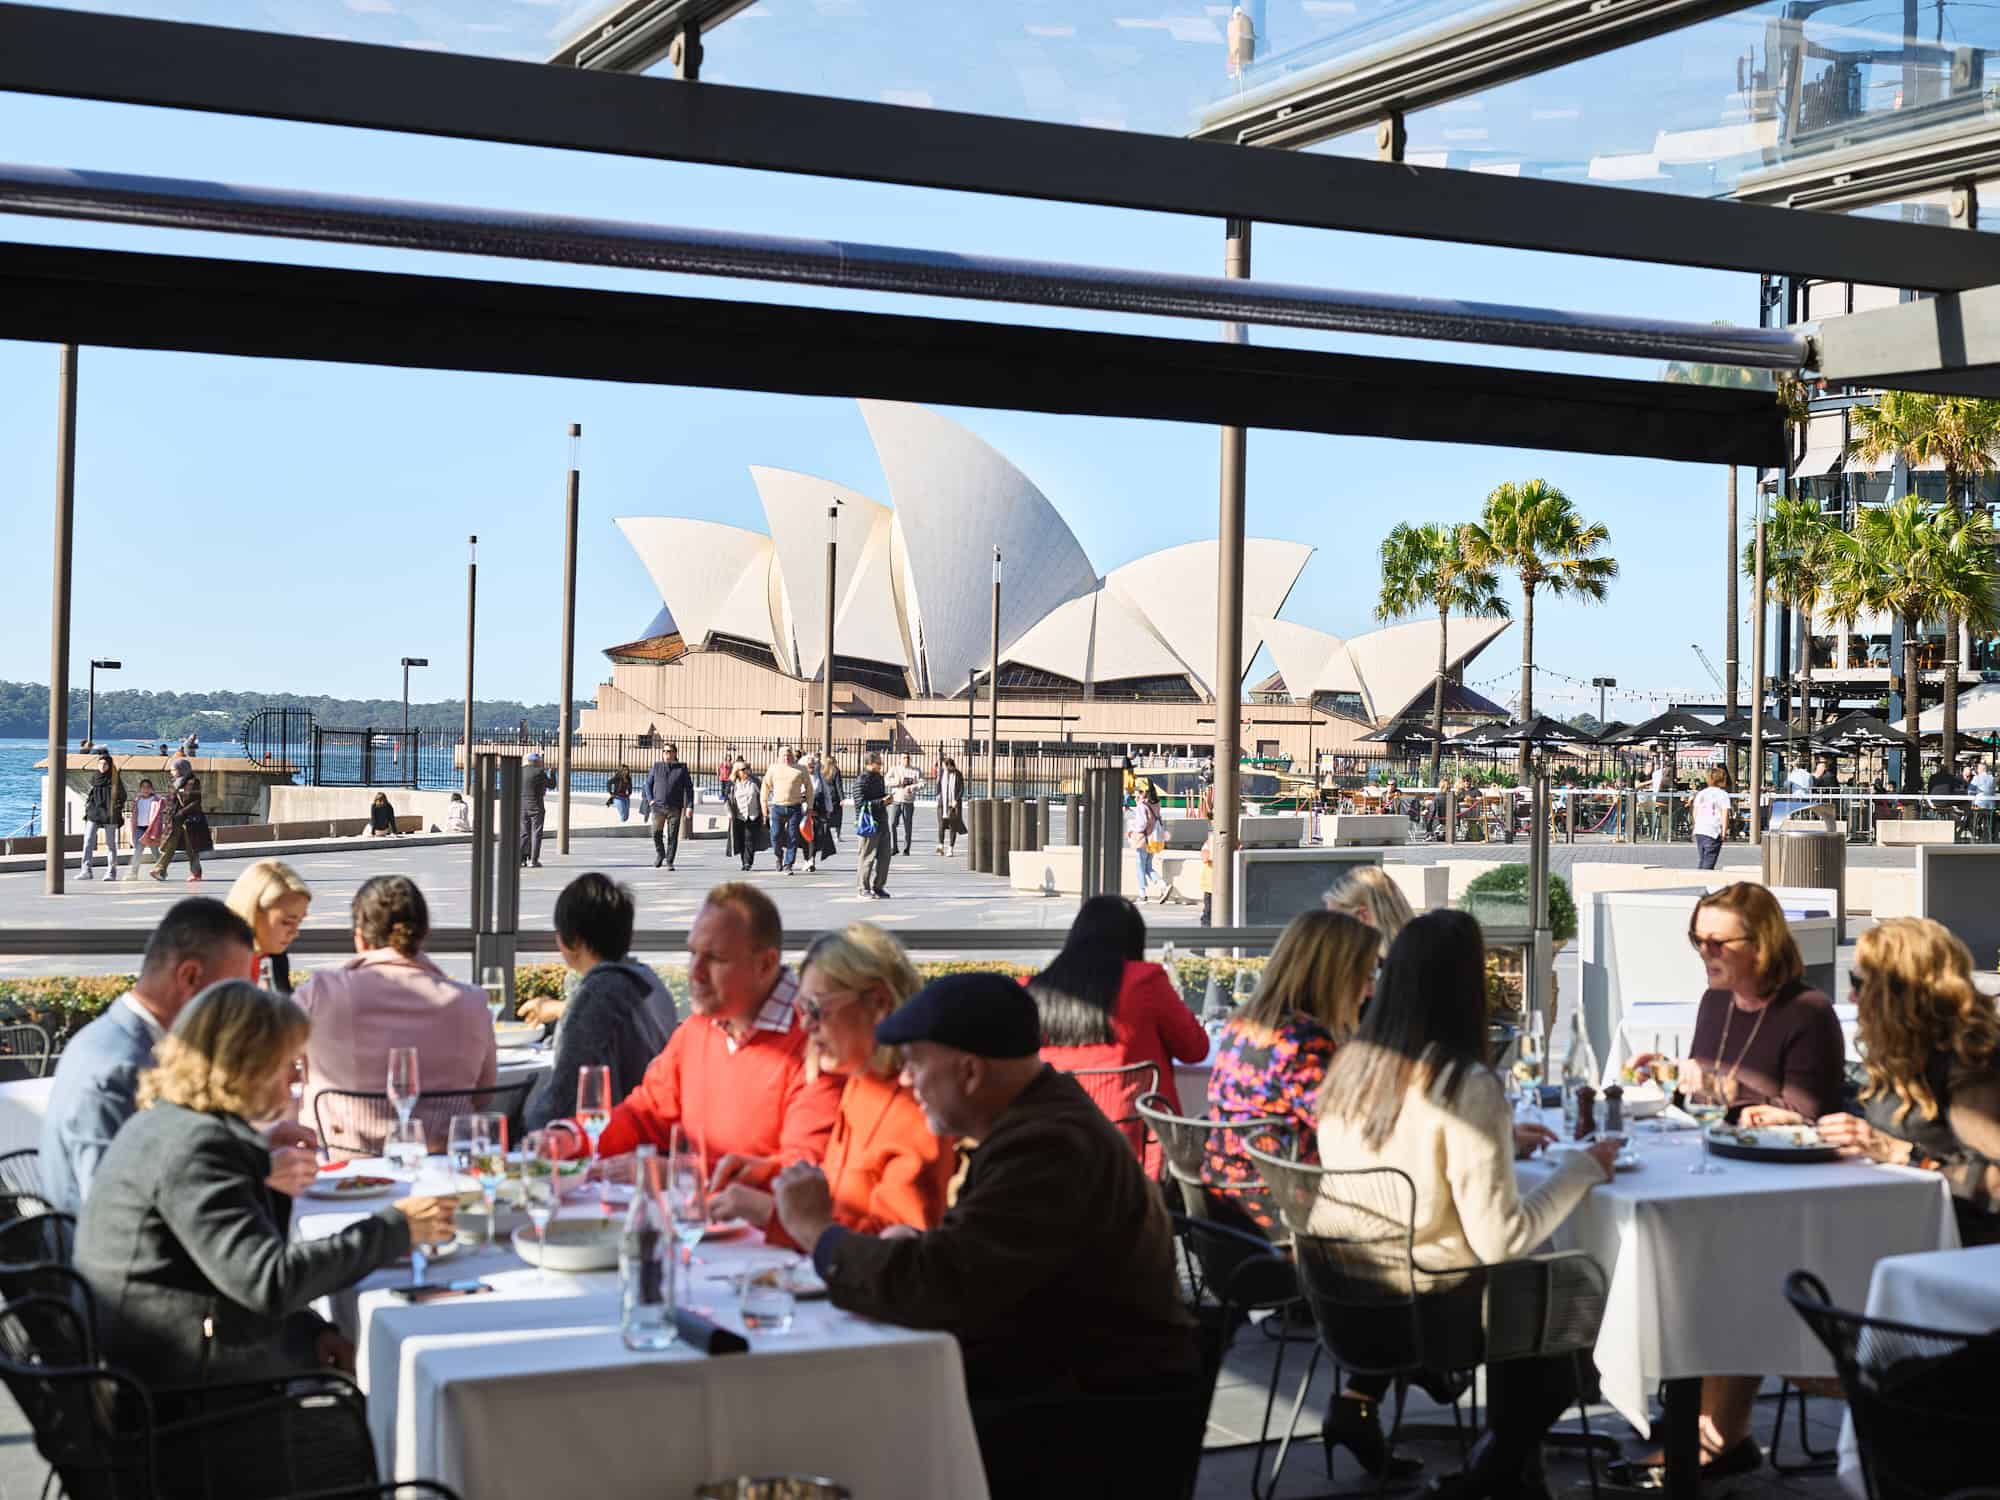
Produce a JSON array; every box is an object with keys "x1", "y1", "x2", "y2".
[
  {"x1": 1323, "y1": 1396, "x2": 1423, "y2": 1482},
  {"x1": 1605, "y1": 1437, "x2": 1761, "y2": 1491},
  {"x1": 875, "y1": 889, "x2": 891, "y2": 898},
  {"x1": 655, "y1": 853, "x2": 665, "y2": 868}
]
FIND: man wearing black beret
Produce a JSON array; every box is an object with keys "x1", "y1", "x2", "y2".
[{"x1": 774, "y1": 971, "x2": 1197, "y2": 1489}]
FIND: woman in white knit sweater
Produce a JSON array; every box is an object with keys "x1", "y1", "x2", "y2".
[{"x1": 1318, "y1": 910, "x2": 1617, "y2": 1500}]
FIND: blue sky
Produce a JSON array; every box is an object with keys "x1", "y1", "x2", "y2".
[{"x1": 0, "y1": 30, "x2": 1760, "y2": 725}]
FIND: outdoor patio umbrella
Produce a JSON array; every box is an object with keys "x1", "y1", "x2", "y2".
[
  {"x1": 1711, "y1": 713, "x2": 1806, "y2": 744},
  {"x1": 1450, "y1": 720, "x2": 1518, "y2": 747},
  {"x1": 1451, "y1": 715, "x2": 1595, "y2": 748},
  {"x1": 1359, "y1": 721, "x2": 1444, "y2": 746},
  {"x1": 1812, "y1": 711, "x2": 1915, "y2": 750},
  {"x1": 1592, "y1": 721, "x2": 1632, "y2": 744},
  {"x1": 1605, "y1": 710, "x2": 1730, "y2": 746}
]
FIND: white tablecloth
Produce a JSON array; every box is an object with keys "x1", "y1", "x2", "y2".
[
  {"x1": 1836, "y1": 1242, "x2": 2000, "y2": 1495},
  {"x1": 300, "y1": 1166, "x2": 989, "y2": 1500},
  {"x1": 1516, "y1": 1118, "x2": 1958, "y2": 1437},
  {"x1": 0, "y1": 1077, "x2": 56, "y2": 1154}
]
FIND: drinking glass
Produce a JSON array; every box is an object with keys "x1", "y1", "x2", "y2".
[
  {"x1": 480, "y1": 966, "x2": 508, "y2": 1027},
  {"x1": 408, "y1": 1155, "x2": 458, "y2": 1288},
  {"x1": 1684, "y1": 1077, "x2": 1729, "y2": 1175},
  {"x1": 467, "y1": 1112, "x2": 510, "y2": 1248},
  {"x1": 521, "y1": 1130, "x2": 561, "y2": 1281},
  {"x1": 666, "y1": 1124, "x2": 708, "y2": 1268},
  {"x1": 385, "y1": 1119, "x2": 427, "y2": 1177},
  {"x1": 577, "y1": 1067, "x2": 613, "y2": 1197},
  {"x1": 1511, "y1": 1034, "x2": 1545, "y2": 1122},
  {"x1": 386, "y1": 1047, "x2": 420, "y2": 1129},
  {"x1": 739, "y1": 1266, "x2": 796, "y2": 1335},
  {"x1": 446, "y1": 1115, "x2": 478, "y2": 1181}
]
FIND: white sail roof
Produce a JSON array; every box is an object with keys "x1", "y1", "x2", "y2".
[
  {"x1": 615, "y1": 518, "x2": 777, "y2": 651},
  {"x1": 1346, "y1": 615, "x2": 1512, "y2": 721},
  {"x1": 1104, "y1": 539, "x2": 1312, "y2": 696},
  {"x1": 749, "y1": 467, "x2": 904, "y2": 678}
]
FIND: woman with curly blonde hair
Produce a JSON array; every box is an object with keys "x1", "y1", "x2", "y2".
[
  {"x1": 1817, "y1": 917, "x2": 2000, "y2": 1246},
  {"x1": 74, "y1": 981, "x2": 456, "y2": 1387}
]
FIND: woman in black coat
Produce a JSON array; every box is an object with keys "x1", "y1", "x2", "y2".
[{"x1": 74, "y1": 981, "x2": 456, "y2": 1387}]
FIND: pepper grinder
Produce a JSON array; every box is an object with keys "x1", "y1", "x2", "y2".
[
  {"x1": 1574, "y1": 1085, "x2": 1598, "y2": 1140},
  {"x1": 1603, "y1": 1084, "x2": 1625, "y2": 1135}
]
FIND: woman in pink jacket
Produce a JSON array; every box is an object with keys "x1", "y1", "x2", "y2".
[{"x1": 296, "y1": 876, "x2": 496, "y2": 1152}]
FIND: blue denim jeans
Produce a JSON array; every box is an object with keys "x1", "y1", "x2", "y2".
[{"x1": 772, "y1": 804, "x2": 802, "y2": 869}]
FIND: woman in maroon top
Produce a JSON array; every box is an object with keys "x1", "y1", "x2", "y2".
[
  {"x1": 1029, "y1": 896, "x2": 1208, "y2": 1173},
  {"x1": 1624, "y1": 882, "x2": 1846, "y2": 1486}
]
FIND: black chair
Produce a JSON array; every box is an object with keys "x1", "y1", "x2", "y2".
[
  {"x1": 0, "y1": 1149, "x2": 53, "y2": 1225},
  {"x1": 0, "y1": 1261, "x2": 384, "y2": 1500},
  {"x1": 1248, "y1": 1147, "x2": 1608, "y2": 1498},
  {"x1": 312, "y1": 1080, "x2": 533, "y2": 1156},
  {"x1": 0, "y1": 1022, "x2": 52, "y2": 1080},
  {"x1": 1136, "y1": 1094, "x2": 1306, "y2": 1499},
  {"x1": 0, "y1": 1211, "x2": 75, "y2": 1265},
  {"x1": 1055, "y1": 1062, "x2": 1161, "y2": 1162},
  {"x1": 1786, "y1": 1269, "x2": 2000, "y2": 1500}
]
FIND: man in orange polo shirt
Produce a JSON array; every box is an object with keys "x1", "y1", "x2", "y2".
[{"x1": 595, "y1": 882, "x2": 839, "y2": 1171}]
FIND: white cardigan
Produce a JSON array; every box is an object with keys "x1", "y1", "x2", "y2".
[{"x1": 1316, "y1": 1066, "x2": 1600, "y2": 1278}]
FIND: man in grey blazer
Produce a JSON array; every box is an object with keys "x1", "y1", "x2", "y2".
[{"x1": 40, "y1": 898, "x2": 281, "y2": 1215}]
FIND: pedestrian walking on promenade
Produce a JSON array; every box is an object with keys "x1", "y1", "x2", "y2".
[
  {"x1": 854, "y1": 753, "x2": 891, "y2": 899},
  {"x1": 128, "y1": 777, "x2": 162, "y2": 878},
  {"x1": 1691, "y1": 766, "x2": 1731, "y2": 871},
  {"x1": 763, "y1": 746, "x2": 811, "y2": 874},
  {"x1": 520, "y1": 751, "x2": 553, "y2": 867},
  {"x1": 606, "y1": 766, "x2": 633, "y2": 823},
  {"x1": 888, "y1": 753, "x2": 920, "y2": 856},
  {"x1": 936, "y1": 756, "x2": 966, "y2": 856},
  {"x1": 824, "y1": 754, "x2": 846, "y2": 840},
  {"x1": 727, "y1": 760, "x2": 764, "y2": 870},
  {"x1": 804, "y1": 754, "x2": 838, "y2": 873},
  {"x1": 81, "y1": 748, "x2": 126, "y2": 881},
  {"x1": 646, "y1": 743, "x2": 693, "y2": 870},
  {"x1": 150, "y1": 758, "x2": 210, "y2": 883}
]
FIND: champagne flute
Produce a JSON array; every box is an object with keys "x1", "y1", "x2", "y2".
[
  {"x1": 385, "y1": 1118, "x2": 427, "y2": 1177},
  {"x1": 1511, "y1": 1033, "x2": 1545, "y2": 1121},
  {"x1": 468, "y1": 1112, "x2": 510, "y2": 1248},
  {"x1": 1685, "y1": 1077, "x2": 1728, "y2": 1175},
  {"x1": 387, "y1": 1047, "x2": 421, "y2": 1129},
  {"x1": 479, "y1": 965, "x2": 508, "y2": 1027},
  {"x1": 522, "y1": 1130, "x2": 561, "y2": 1282},
  {"x1": 666, "y1": 1124, "x2": 708, "y2": 1269},
  {"x1": 577, "y1": 1066, "x2": 613, "y2": 1206}
]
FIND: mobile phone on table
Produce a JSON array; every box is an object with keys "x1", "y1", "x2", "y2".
[{"x1": 389, "y1": 1279, "x2": 493, "y2": 1303}]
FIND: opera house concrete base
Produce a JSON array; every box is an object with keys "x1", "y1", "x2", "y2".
[{"x1": 579, "y1": 400, "x2": 1511, "y2": 762}]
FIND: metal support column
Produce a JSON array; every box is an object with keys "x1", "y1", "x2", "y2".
[
  {"x1": 558, "y1": 423, "x2": 580, "y2": 855},
  {"x1": 1529, "y1": 757, "x2": 1554, "y2": 1043},
  {"x1": 1749, "y1": 483, "x2": 1770, "y2": 843},
  {"x1": 822, "y1": 504, "x2": 837, "y2": 767},
  {"x1": 469, "y1": 751, "x2": 490, "y2": 962},
  {"x1": 475, "y1": 752, "x2": 524, "y2": 1009},
  {"x1": 987, "y1": 548, "x2": 1002, "y2": 799},
  {"x1": 1211, "y1": 216, "x2": 1251, "y2": 936},
  {"x1": 44, "y1": 345, "x2": 77, "y2": 897},
  {"x1": 1724, "y1": 467, "x2": 1739, "y2": 782},
  {"x1": 1082, "y1": 764, "x2": 1124, "y2": 899},
  {"x1": 464, "y1": 535, "x2": 477, "y2": 795}
]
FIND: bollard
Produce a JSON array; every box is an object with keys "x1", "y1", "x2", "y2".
[
  {"x1": 1444, "y1": 786, "x2": 1457, "y2": 846},
  {"x1": 968, "y1": 799, "x2": 992, "y2": 874},
  {"x1": 1564, "y1": 795, "x2": 1576, "y2": 845},
  {"x1": 993, "y1": 796, "x2": 1014, "y2": 878},
  {"x1": 1063, "y1": 793, "x2": 1082, "y2": 845},
  {"x1": 1036, "y1": 797, "x2": 1051, "y2": 850},
  {"x1": 1009, "y1": 797, "x2": 1029, "y2": 861}
]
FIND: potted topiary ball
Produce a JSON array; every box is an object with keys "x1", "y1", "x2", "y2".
[{"x1": 1460, "y1": 862, "x2": 1578, "y2": 948}]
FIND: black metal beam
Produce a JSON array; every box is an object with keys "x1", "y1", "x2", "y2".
[
  {"x1": 0, "y1": 239, "x2": 1787, "y2": 465},
  {"x1": 1813, "y1": 285, "x2": 2000, "y2": 396},
  {"x1": 0, "y1": 2, "x2": 1991, "y2": 291}
]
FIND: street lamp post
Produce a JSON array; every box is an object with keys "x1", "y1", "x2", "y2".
[
  {"x1": 464, "y1": 536, "x2": 477, "y2": 795},
  {"x1": 987, "y1": 548, "x2": 1002, "y2": 798},
  {"x1": 1591, "y1": 675, "x2": 1615, "y2": 776},
  {"x1": 1749, "y1": 479, "x2": 1772, "y2": 843},
  {"x1": 400, "y1": 657, "x2": 428, "y2": 789},
  {"x1": 86, "y1": 659, "x2": 120, "y2": 749},
  {"x1": 559, "y1": 424, "x2": 581, "y2": 856},
  {"x1": 822, "y1": 503, "x2": 838, "y2": 770}
]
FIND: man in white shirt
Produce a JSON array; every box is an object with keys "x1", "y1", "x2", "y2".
[
  {"x1": 1971, "y1": 759, "x2": 1998, "y2": 839},
  {"x1": 888, "y1": 754, "x2": 922, "y2": 857},
  {"x1": 1785, "y1": 758, "x2": 1815, "y2": 796},
  {"x1": 1690, "y1": 767, "x2": 1732, "y2": 870}
]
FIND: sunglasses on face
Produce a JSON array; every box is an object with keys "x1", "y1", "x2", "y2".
[
  {"x1": 1688, "y1": 934, "x2": 1752, "y2": 956},
  {"x1": 799, "y1": 991, "x2": 863, "y2": 1026}
]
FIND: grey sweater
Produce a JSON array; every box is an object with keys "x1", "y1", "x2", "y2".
[{"x1": 522, "y1": 959, "x2": 678, "y2": 1131}]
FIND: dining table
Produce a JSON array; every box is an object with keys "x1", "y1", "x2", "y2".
[
  {"x1": 1835, "y1": 1241, "x2": 2000, "y2": 1498},
  {"x1": 299, "y1": 1158, "x2": 991, "y2": 1500},
  {"x1": 1515, "y1": 1108, "x2": 1958, "y2": 1500}
]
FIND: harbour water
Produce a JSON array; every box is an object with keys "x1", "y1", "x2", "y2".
[{"x1": 0, "y1": 739, "x2": 48, "y2": 839}]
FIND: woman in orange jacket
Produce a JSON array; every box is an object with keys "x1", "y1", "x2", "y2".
[{"x1": 709, "y1": 922, "x2": 954, "y2": 1241}]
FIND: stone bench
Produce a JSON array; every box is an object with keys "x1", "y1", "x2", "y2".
[
  {"x1": 1877, "y1": 819, "x2": 1956, "y2": 846},
  {"x1": 1324, "y1": 813, "x2": 1410, "y2": 846}
]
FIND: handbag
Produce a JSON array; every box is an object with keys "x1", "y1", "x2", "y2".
[
  {"x1": 857, "y1": 804, "x2": 878, "y2": 838},
  {"x1": 799, "y1": 812, "x2": 817, "y2": 845}
]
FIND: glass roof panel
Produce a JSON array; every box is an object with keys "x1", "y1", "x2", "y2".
[{"x1": 18, "y1": 0, "x2": 2000, "y2": 203}]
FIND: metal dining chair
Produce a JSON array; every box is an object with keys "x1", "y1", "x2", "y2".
[
  {"x1": 1054, "y1": 1061, "x2": 1160, "y2": 1163},
  {"x1": 0, "y1": 1211, "x2": 74, "y2": 1266},
  {"x1": 1786, "y1": 1269, "x2": 2000, "y2": 1500},
  {"x1": 0, "y1": 1023, "x2": 52, "y2": 1080},
  {"x1": 311, "y1": 1081, "x2": 533, "y2": 1156}
]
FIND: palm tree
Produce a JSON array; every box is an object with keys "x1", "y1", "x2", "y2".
[
  {"x1": 1471, "y1": 480, "x2": 1619, "y2": 775},
  {"x1": 1376, "y1": 521, "x2": 1509, "y2": 787},
  {"x1": 1849, "y1": 392, "x2": 2000, "y2": 763},
  {"x1": 1826, "y1": 496, "x2": 2000, "y2": 790},
  {"x1": 1742, "y1": 495, "x2": 1838, "y2": 732}
]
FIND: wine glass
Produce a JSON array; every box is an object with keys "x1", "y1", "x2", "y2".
[
  {"x1": 577, "y1": 1066, "x2": 612, "y2": 1192},
  {"x1": 480, "y1": 966, "x2": 508, "y2": 1027},
  {"x1": 521, "y1": 1130, "x2": 561, "y2": 1281},
  {"x1": 385, "y1": 1118, "x2": 427, "y2": 1177},
  {"x1": 387, "y1": 1047, "x2": 420, "y2": 1129},
  {"x1": 1684, "y1": 1076, "x2": 1729, "y2": 1175},
  {"x1": 467, "y1": 1112, "x2": 510, "y2": 1247},
  {"x1": 1511, "y1": 1034, "x2": 1545, "y2": 1122},
  {"x1": 666, "y1": 1124, "x2": 708, "y2": 1269}
]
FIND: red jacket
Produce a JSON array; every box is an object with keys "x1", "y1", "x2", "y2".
[
  {"x1": 1039, "y1": 959, "x2": 1210, "y2": 1173},
  {"x1": 766, "y1": 1069, "x2": 955, "y2": 1249},
  {"x1": 597, "y1": 993, "x2": 840, "y2": 1169}
]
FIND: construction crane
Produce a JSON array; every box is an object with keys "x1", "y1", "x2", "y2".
[{"x1": 1691, "y1": 643, "x2": 1728, "y2": 698}]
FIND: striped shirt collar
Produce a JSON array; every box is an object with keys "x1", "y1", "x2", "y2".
[{"x1": 709, "y1": 966, "x2": 800, "y2": 1052}]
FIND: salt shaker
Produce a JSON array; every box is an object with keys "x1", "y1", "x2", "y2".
[
  {"x1": 1603, "y1": 1083, "x2": 1625, "y2": 1135},
  {"x1": 1574, "y1": 1085, "x2": 1598, "y2": 1140}
]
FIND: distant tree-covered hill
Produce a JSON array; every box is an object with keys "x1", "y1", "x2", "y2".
[{"x1": 0, "y1": 682, "x2": 587, "y2": 743}]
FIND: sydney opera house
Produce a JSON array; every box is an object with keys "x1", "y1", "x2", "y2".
[{"x1": 574, "y1": 401, "x2": 1511, "y2": 763}]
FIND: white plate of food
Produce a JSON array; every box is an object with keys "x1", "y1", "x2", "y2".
[
  {"x1": 305, "y1": 1173, "x2": 402, "y2": 1201},
  {"x1": 511, "y1": 1218, "x2": 620, "y2": 1272},
  {"x1": 493, "y1": 1021, "x2": 543, "y2": 1047}
]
